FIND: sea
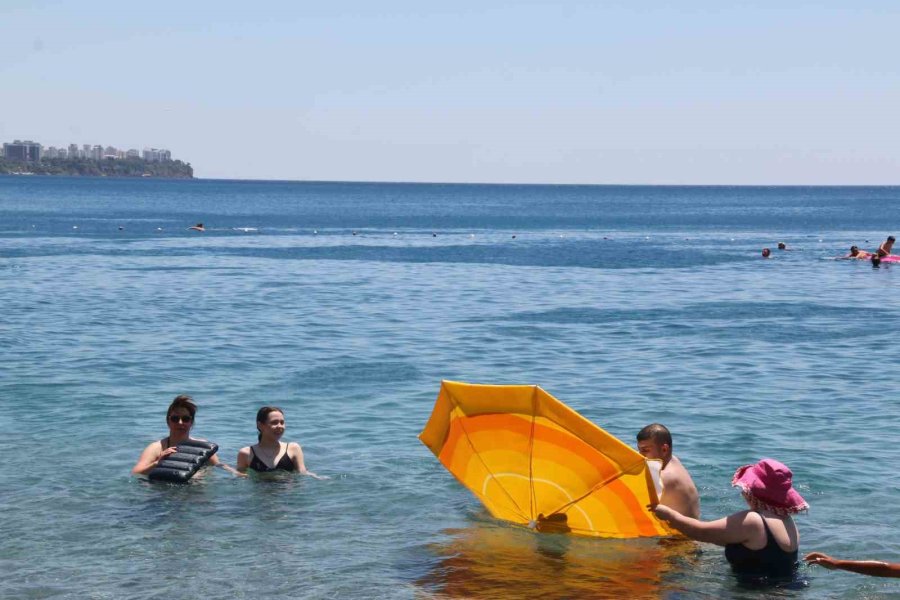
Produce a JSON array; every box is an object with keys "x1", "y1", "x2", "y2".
[{"x1": 1, "y1": 176, "x2": 899, "y2": 599}]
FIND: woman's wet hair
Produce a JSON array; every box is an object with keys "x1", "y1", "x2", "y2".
[
  {"x1": 167, "y1": 395, "x2": 197, "y2": 419},
  {"x1": 256, "y1": 406, "x2": 285, "y2": 441}
]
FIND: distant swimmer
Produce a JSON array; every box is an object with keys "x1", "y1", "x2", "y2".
[
  {"x1": 131, "y1": 395, "x2": 241, "y2": 477},
  {"x1": 188, "y1": 223, "x2": 205, "y2": 232},
  {"x1": 877, "y1": 235, "x2": 895, "y2": 257},
  {"x1": 846, "y1": 246, "x2": 871, "y2": 260},
  {"x1": 637, "y1": 424, "x2": 700, "y2": 519},
  {"x1": 762, "y1": 248, "x2": 771, "y2": 258},
  {"x1": 237, "y1": 406, "x2": 326, "y2": 479},
  {"x1": 777, "y1": 242, "x2": 787, "y2": 250}
]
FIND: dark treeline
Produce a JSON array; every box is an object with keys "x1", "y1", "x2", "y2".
[{"x1": 0, "y1": 157, "x2": 193, "y2": 178}]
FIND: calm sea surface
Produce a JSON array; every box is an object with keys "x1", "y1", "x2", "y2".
[{"x1": 2, "y1": 177, "x2": 899, "y2": 599}]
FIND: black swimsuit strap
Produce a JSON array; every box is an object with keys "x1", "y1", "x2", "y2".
[{"x1": 756, "y1": 512, "x2": 793, "y2": 553}]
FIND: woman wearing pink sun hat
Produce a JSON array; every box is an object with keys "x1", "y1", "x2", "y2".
[{"x1": 652, "y1": 458, "x2": 808, "y2": 577}]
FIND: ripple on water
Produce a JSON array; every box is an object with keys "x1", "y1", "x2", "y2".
[{"x1": 5, "y1": 182, "x2": 900, "y2": 599}]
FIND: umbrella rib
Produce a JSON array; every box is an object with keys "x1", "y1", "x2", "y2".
[
  {"x1": 551, "y1": 457, "x2": 647, "y2": 516},
  {"x1": 447, "y1": 388, "x2": 529, "y2": 521},
  {"x1": 528, "y1": 386, "x2": 537, "y2": 520}
]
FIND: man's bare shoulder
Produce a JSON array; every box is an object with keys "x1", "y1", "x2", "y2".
[
  {"x1": 660, "y1": 466, "x2": 685, "y2": 488},
  {"x1": 662, "y1": 456, "x2": 696, "y2": 485}
]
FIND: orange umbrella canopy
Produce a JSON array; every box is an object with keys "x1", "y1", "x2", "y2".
[{"x1": 419, "y1": 381, "x2": 670, "y2": 538}]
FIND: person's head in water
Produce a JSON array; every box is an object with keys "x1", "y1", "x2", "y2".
[
  {"x1": 777, "y1": 242, "x2": 787, "y2": 250},
  {"x1": 872, "y1": 254, "x2": 882, "y2": 267},
  {"x1": 256, "y1": 406, "x2": 286, "y2": 442},
  {"x1": 166, "y1": 395, "x2": 196, "y2": 435},
  {"x1": 637, "y1": 423, "x2": 673, "y2": 465},
  {"x1": 762, "y1": 248, "x2": 771, "y2": 258},
  {"x1": 850, "y1": 245, "x2": 860, "y2": 257}
]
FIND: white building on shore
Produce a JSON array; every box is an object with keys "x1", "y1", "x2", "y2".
[{"x1": 4, "y1": 139, "x2": 178, "y2": 163}]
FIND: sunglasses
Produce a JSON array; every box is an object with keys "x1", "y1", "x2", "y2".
[{"x1": 169, "y1": 414, "x2": 193, "y2": 424}]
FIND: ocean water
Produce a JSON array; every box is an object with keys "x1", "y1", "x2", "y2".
[{"x1": 2, "y1": 176, "x2": 899, "y2": 599}]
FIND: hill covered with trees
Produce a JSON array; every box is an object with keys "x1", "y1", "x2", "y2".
[{"x1": 0, "y1": 157, "x2": 193, "y2": 178}]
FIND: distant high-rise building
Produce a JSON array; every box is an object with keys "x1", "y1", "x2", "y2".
[
  {"x1": 45, "y1": 146, "x2": 59, "y2": 159},
  {"x1": 3, "y1": 140, "x2": 42, "y2": 161},
  {"x1": 91, "y1": 145, "x2": 103, "y2": 160},
  {"x1": 69, "y1": 143, "x2": 79, "y2": 158},
  {"x1": 126, "y1": 149, "x2": 140, "y2": 159},
  {"x1": 142, "y1": 148, "x2": 172, "y2": 162},
  {"x1": 57, "y1": 147, "x2": 68, "y2": 159}
]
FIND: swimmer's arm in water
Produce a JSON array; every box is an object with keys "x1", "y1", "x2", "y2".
[
  {"x1": 651, "y1": 504, "x2": 751, "y2": 546},
  {"x1": 208, "y1": 453, "x2": 245, "y2": 477},
  {"x1": 236, "y1": 446, "x2": 252, "y2": 473},
  {"x1": 131, "y1": 441, "x2": 178, "y2": 475},
  {"x1": 805, "y1": 553, "x2": 900, "y2": 578},
  {"x1": 289, "y1": 442, "x2": 329, "y2": 480}
]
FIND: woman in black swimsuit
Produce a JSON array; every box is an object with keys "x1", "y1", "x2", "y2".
[
  {"x1": 237, "y1": 406, "x2": 324, "y2": 478},
  {"x1": 651, "y1": 458, "x2": 807, "y2": 577}
]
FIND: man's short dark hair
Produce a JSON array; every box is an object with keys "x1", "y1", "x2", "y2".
[
  {"x1": 637, "y1": 423, "x2": 672, "y2": 448},
  {"x1": 889, "y1": 236, "x2": 896, "y2": 242}
]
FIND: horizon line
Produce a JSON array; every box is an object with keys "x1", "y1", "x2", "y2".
[{"x1": 195, "y1": 176, "x2": 900, "y2": 188}]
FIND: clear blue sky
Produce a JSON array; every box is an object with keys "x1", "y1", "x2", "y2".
[{"x1": 2, "y1": 1, "x2": 899, "y2": 183}]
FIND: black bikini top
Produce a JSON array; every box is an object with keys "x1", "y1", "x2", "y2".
[{"x1": 249, "y1": 444, "x2": 295, "y2": 472}]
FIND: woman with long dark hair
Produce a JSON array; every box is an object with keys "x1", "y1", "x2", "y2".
[{"x1": 237, "y1": 406, "x2": 324, "y2": 478}]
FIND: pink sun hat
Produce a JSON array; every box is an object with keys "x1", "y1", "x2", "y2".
[{"x1": 731, "y1": 458, "x2": 809, "y2": 515}]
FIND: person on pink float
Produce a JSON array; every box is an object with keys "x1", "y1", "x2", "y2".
[
  {"x1": 845, "y1": 246, "x2": 871, "y2": 260},
  {"x1": 651, "y1": 458, "x2": 808, "y2": 577}
]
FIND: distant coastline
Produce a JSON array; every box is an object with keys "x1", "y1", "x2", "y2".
[{"x1": 0, "y1": 157, "x2": 193, "y2": 179}]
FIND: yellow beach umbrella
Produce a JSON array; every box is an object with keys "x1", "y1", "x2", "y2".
[{"x1": 419, "y1": 381, "x2": 671, "y2": 538}]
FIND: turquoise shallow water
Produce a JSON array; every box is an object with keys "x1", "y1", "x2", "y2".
[{"x1": 2, "y1": 177, "x2": 900, "y2": 599}]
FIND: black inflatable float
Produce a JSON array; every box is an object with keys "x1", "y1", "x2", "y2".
[{"x1": 148, "y1": 439, "x2": 219, "y2": 483}]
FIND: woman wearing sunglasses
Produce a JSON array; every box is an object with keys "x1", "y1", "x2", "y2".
[
  {"x1": 236, "y1": 406, "x2": 325, "y2": 478},
  {"x1": 131, "y1": 394, "x2": 239, "y2": 476}
]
